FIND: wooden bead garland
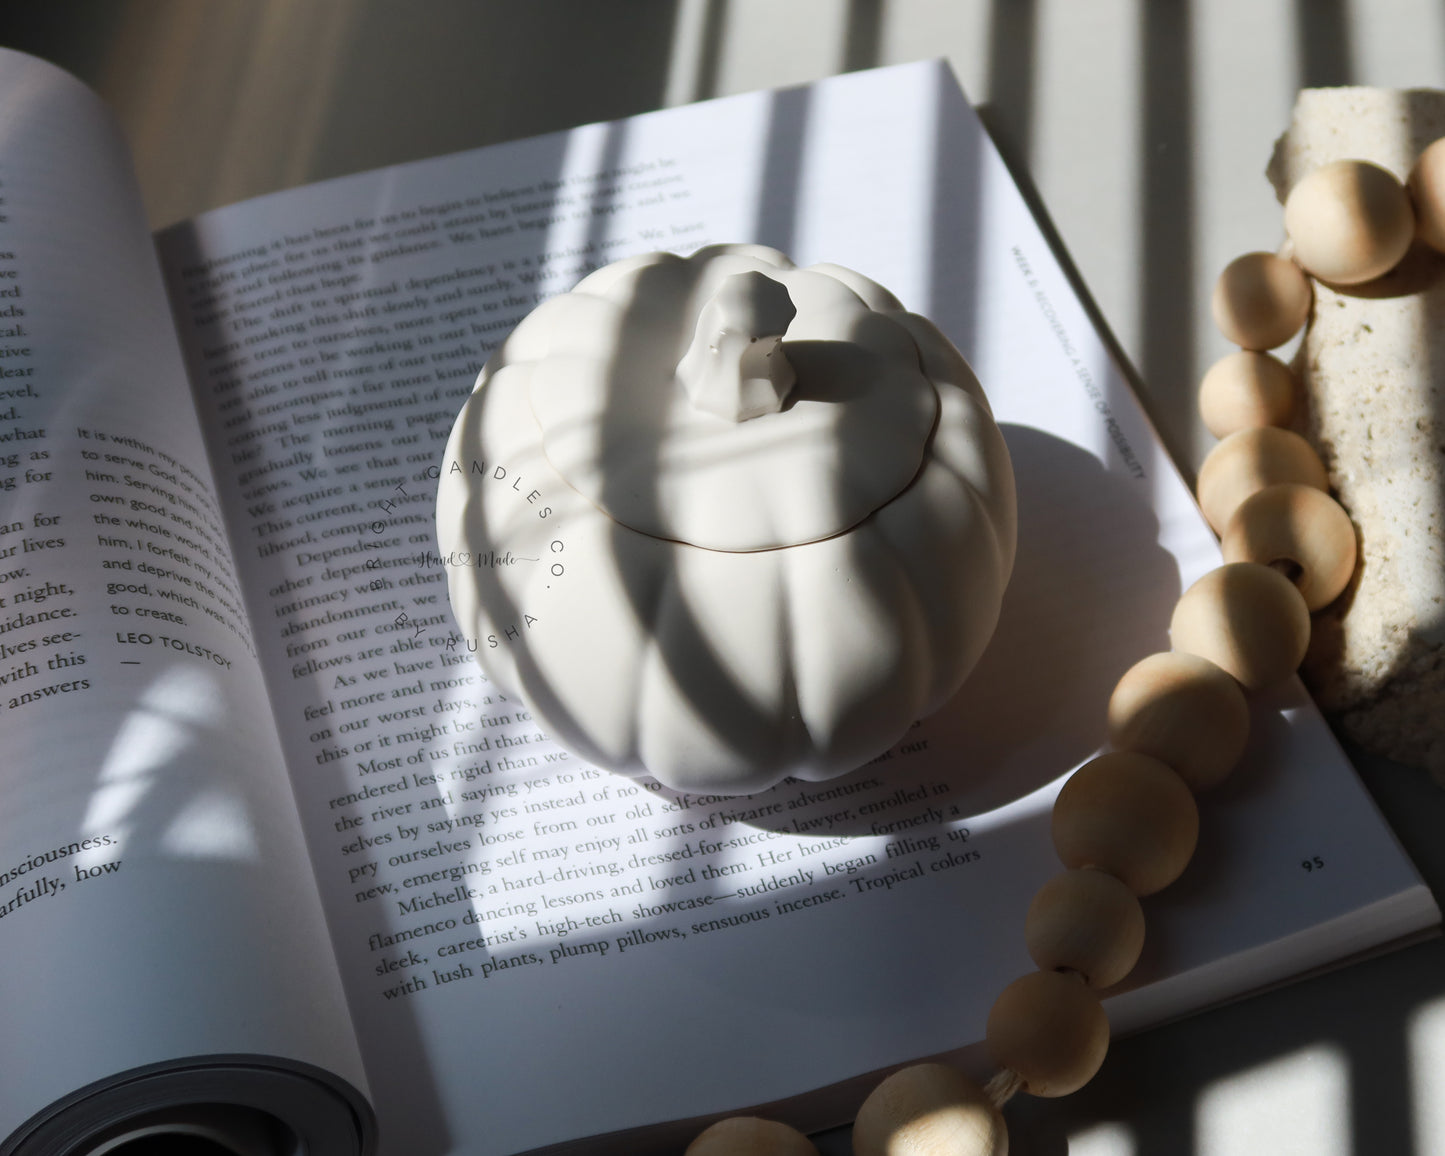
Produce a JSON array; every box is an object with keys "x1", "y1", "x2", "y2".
[
  {"x1": 1283, "y1": 159, "x2": 1415, "y2": 284},
  {"x1": 985, "y1": 970, "x2": 1111, "y2": 1097},
  {"x1": 1198, "y1": 350, "x2": 1298, "y2": 438},
  {"x1": 1195, "y1": 426, "x2": 1330, "y2": 534},
  {"x1": 1221, "y1": 483, "x2": 1358, "y2": 611},
  {"x1": 1051, "y1": 752, "x2": 1199, "y2": 896},
  {"x1": 1106, "y1": 652, "x2": 1249, "y2": 792},
  {"x1": 686, "y1": 1117, "x2": 820, "y2": 1156},
  {"x1": 1210, "y1": 252, "x2": 1312, "y2": 349},
  {"x1": 1407, "y1": 137, "x2": 1445, "y2": 253},
  {"x1": 1169, "y1": 562, "x2": 1312, "y2": 692},
  {"x1": 1025, "y1": 868, "x2": 1145, "y2": 988},
  {"x1": 852, "y1": 1064, "x2": 1006, "y2": 1156},
  {"x1": 688, "y1": 142, "x2": 1406, "y2": 1156}
]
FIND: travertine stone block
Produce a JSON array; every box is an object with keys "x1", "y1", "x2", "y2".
[{"x1": 1267, "y1": 88, "x2": 1445, "y2": 782}]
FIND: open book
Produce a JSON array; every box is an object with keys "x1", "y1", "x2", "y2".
[{"x1": 0, "y1": 49, "x2": 1435, "y2": 1156}]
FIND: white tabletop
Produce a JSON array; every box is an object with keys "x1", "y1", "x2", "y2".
[{"x1": 6, "y1": 2, "x2": 1443, "y2": 1152}]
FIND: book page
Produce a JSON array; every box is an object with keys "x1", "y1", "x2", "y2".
[
  {"x1": 157, "y1": 62, "x2": 1436, "y2": 1156},
  {"x1": 0, "y1": 50, "x2": 370, "y2": 1151}
]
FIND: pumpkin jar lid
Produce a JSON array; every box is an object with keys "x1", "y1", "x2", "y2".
[{"x1": 526, "y1": 246, "x2": 939, "y2": 552}]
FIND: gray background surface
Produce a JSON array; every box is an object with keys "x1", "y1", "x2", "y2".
[{"x1": 3, "y1": 2, "x2": 1443, "y2": 1153}]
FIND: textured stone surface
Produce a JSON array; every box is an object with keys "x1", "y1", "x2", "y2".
[{"x1": 1267, "y1": 87, "x2": 1445, "y2": 782}]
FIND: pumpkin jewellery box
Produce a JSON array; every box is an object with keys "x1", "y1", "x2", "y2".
[{"x1": 436, "y1": 243, "x2": 1017, "y2": 795}]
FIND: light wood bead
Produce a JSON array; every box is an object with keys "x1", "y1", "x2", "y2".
[
  {"x1": 1221, "y1": 483, "x2": 1358, "y2": 611},
  {"x1": 686, "y1": 1117, "x2": 819, "y2": 1156},
  {"x1": 1107, "y1": 651, "x2": 1250, "y2": 792},
  {"x1": 1025, "y1": 869, "x2": 1145, "y2": 989},
  {"x1": 1283, "y1": 159, "x2": 1415, "y2": 284},
  {"x1": 1210, "y1": 252, "x2": 1312, "y2": 350},
  {"x1": 1198, "y1": 350, "x2": 1297, "y2": 438},
  {"x1": 1051, "y1": 752, "x2": 1199, "y2": 896},
  {"x1": 1408, "y1": 138, "x2": 1445, "y2": 254},
  {"x1": 985, "y1": 970, "x2": 1109, "y2": 1098},
  {"x1": 852, "y1": 1064, "x2": 1006, "y2": 1156},
  {"x1": 1196, "y1": 426, "x2": 1329, "y2": 535},
  {"x1": 1170, "y1": 562, "x2": 1311, "y2": 691}
]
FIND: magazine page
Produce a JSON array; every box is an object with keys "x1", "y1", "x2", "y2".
[
  {"x1": 0, "y1": 49, "x2": 370, "y2": 1155},
  {"x1": 157, "y1": 61, "x2": 1436, "y2": 1155}
]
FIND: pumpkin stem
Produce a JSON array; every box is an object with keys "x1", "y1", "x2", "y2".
[{"x1": 676, "y1": 271, "x2": 797, "y2": 421}]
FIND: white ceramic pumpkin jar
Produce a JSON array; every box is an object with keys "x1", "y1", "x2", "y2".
[{"x1": 436, "y1": 244, "x2": 1016, "y2": 794}]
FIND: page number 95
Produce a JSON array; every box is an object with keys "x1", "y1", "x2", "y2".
[{"x1": 1302, "y1": 856, "x2": 1325, "y2": 872}]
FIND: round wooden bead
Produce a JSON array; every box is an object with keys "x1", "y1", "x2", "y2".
[
  {"x1": 1210, "y1": 252, "x2": 1312, "y2": 350},
  {"x1": 1196, "y1": 426, "x2": 1329, "y2": 535},
  {"x1": 1408, "y1": 137, "x2": 1445, "y2": 253},
  {"x1": 1051, "y1": 752, "x2": 1199, "y2": 896},
  {"x1": 853, "y1": 1064, "x2": 1006, "y2": 1156},
  {"x1": 685, "y1": 1117, "x2": 819, "y2": 1156},
  {"x1": 1025, "y1": 868, "x2": 1145, "y2": 989},
  {"x1": 1221, "y1": 483, "x2": 1357, "y2": 611},
  {"x1": 1197, "y1": 350, "x2": 1296, "y2": 438},
  {"x1": 1169, "y1": 562, "x2": 1311, "y2": 691},
  {"x1": 985, "y1": 970, "x2": 1110, "y2": 1098},
  {"x1": 1283, "y1": 159, "x2": 1415, "y2": 284},
  {"x1": 1107, "y1": 651, "x2": 1250, "y2": 792}
]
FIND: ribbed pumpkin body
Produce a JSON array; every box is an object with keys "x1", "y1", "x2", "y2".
[{"x1": 437, "y1": 245, "x2": 1015, "y2": 794}]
